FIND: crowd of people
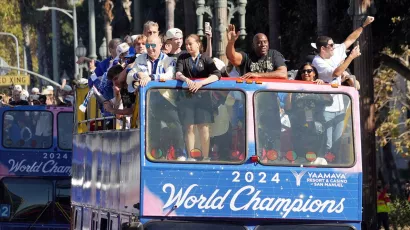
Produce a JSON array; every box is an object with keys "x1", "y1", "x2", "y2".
[
  {"x1": 0, "y1": 81, "x2": 74, "y2": 107},
  {"x1": 73, "y1": 16, "x2": 374, "y2": 163}
]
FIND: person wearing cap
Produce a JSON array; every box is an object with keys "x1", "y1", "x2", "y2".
[
  {"x1": 31, "y1": 87, "x2": 40, "y2": 95},
  {"x1": 9, "y1": 89, "x2": 29, "y2": 106},
  {"x1": 165, "y1": 28, "x2": 184, "y2": 58}
]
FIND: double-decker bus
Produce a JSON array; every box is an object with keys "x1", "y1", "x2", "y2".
[
  {"x1": 72, "y1": 78, "x2": 361, "y2": 230},
  {"x1": 0, "y1": 105, "x2": 73, "y2": 229}
]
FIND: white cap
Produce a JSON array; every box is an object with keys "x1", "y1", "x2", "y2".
[
  {"x1": 31, "y1": 87, "x2": 39, "y2": 94},
  {"x1": 41, "y1": 89, "x2": 51, "y2": 95},
  {"x1": 126, "y1": 69, "x2": 137, "y2": 93},
  {"x1": 62, "y1": 85, "x2": 72, "y2": 92},
  {"x1": 21, "y1": 90, "x2": 29, "y2": 100},
  {"x1": 46, "y1": 85, "x2": 54, "y2": 91},
  {"x1": 14, "y1": 85, "x2": 22, "y2": 91},
  {"x1": 116, "y1": 42, "x2": 130, "y2": 59},
  {"x1": 165, "y1": 28, "x2": 183, "y2": 40}
]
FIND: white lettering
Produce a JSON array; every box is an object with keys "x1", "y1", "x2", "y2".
[
  {"x1": 8, "y1": 159, "x2": 71, "y2": 175},
  {"x1": 163, "y1": 183, "x2": 346, "y2": 218}
]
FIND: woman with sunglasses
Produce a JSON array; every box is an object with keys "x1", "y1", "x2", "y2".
[
  {"x1": 294, "y1": 63, "x2": 324, "y2": 84},
  {"x1": 285, "y1": 63, "x2": 332, "y2": 165},
  {"x1": 175, "y1": 34, "x2": 222, "y2": 162}
]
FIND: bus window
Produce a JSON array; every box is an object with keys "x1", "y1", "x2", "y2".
[
  {"x1": 3, "y1": 111, "x2": 53, "y2": 149},
  {"x1": 58, "y1": 112, "x2": 73, "y2": 150},
  {"x1": 144, "y1": 221, "x2": 246, "y2": 230},
  {"x1": 146, "y1": 88, "x2": 246, "y2": 163},
  {"x1": 0, "y1": 178, "x2": 53, "y2": 223},
  {"x1": 255, "y1": 225, "x2": 354, "y2": 230},
  {"x1": 100, "y1": 215, "x2": 108, "y2": 230},
  {"x1": 254, "y1": 91, "x2": 354, "y2": 166},
  {"x1": 55, "y1": 179, "x2": 71, "y2": 224}
]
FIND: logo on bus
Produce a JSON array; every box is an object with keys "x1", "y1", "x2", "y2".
[
  {"x1": 291, "y1": 170, "x2": 348, "y2": 188},
  {"x1": 7, "y1": 159, "x2": 71, "y2": 175}
]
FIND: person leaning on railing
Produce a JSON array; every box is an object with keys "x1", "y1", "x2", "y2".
[
  {"x1": 225, "y1": 24, "x2": 288, "y2": 79},
  {"x1": 175, "y1": 34, "x2": 221, "y2": 162}
]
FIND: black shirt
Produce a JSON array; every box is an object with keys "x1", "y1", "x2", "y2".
[
  {"x1": 176, "y1": 53, "x2": 221, "y2": 79},
  {"x1": 120, "y1": 88, "x2": 136, "y2": 108},
  {"x1": 9, "y1": 100, "x2": 29, "y2": 106},
  {"x1": 238, "y1": 49, "x2": 286, "y2": 75}
]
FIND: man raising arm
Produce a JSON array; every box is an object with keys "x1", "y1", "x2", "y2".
[{"x1": 226, "y1": 24, "x2": 287, "y2": 79}]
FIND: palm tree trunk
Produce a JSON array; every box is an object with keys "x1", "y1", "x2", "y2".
[
  {"x1": 316, "y1": 0, "x2": 329, "y2": 36},
  {"x1": 165, "y1": 0, "x2": 176, "y2": 29},
  {"x1": 268, "y1": 0, "x2": 280, "y2": 49},
  {"x1": 184, "y1": 0, "x2": 196, "y2": 35}
]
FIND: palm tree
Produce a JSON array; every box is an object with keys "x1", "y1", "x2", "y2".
[
  {"x1": 316, "y1": 0, "x2": 329, "y2": 36},
  {"x1": 268, "y1": 0, "x2": 280, "y2": 49},
  {"x1": 165, "y1": 0, "x2": 176, "y2": 29}
]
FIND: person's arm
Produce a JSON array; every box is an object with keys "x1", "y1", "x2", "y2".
[
  {"x1": 104, "y1": 101, "x2": 134, "y2": 115},
  {"x1": 333, "y1": 45, "x2": 361, "y2": 77},
  {"x1": 244, "y1": 66, "x2": 288, "y2": 79},
  {"x1": 225, "y1": 24, "x2": 243, "y2": 66},
  {"x1": 204, "y1": 30, "x2": 212, "y2": 57},
  {"x1": 343, "y1": 16, "x2": 375, "y2": 49}
]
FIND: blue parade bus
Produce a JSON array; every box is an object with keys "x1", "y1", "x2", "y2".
[
  {"x1": 0, "y1": 105, "x2": 73, "y2": 229},
  {"x1": 72, "y1": 78, "x2": 362, "y2": 230}
]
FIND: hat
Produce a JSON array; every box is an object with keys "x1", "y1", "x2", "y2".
[
  {"x1": 46, "y1": 85, "x2": 54, "y2": 91},
  {"x1": 41, "y1": 89, "x2": 51, "y2": 95},
  {"x1": 131, "y1": 35, "x2": 138, "y2": 42},
  {"x1": 126, "y1": 70, "x2": 137, "y2": 93},
  {"x1": 62, "y1": 85, "x2": 72, "y2": 92},
  {"x1": 116, "y1": 42, "x2": 130, "y2": 59},
  {"x1": 165, "y1": 28, "x2": 183, "y2": 40},
  {"x1": 31, "y1": 87, "x2": 39, "y2": 94},
  {"x1": 14, "y1": 85, "x2": 22, "y2": 92},
  {"x1": 21, "y1": 90, "x2": 29, "y2": 100}
]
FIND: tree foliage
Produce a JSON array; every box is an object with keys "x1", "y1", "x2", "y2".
[{"x1": 374, "y1": 48, "x2": 410, "y2": 156}]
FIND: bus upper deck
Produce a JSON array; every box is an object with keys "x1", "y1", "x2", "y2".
[
  {"x1": 72, "y1": 78, "x2": 362, "y2": 230},
  {"x1": 0, "y1": 105, "x2": 73, "y2": 229}
]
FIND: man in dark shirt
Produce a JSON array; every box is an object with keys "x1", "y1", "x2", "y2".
[
  {"x1": 226, "y1": 24, "x2": 287, "y2": 79},
  {"x1": 226, "y1": 25, "x2": 285, "y2": 158}
]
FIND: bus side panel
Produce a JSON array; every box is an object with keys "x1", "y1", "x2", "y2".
[
  {"x1": 119, "y1": 130, "x2": 141, "y2": 214},
  {"x1": 82, "y1": 207, "x2": 92, "y2": 230},
  {"x1": 72, "y1": 134, "x2": 87, "y2": 204},
  {"x1": 108, "y1": 132, "x2": 121, "y2": 211}
]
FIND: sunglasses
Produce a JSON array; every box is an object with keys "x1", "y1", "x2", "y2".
[
  {"x1": 301, "y1": 69, "x2": 314, "y2": 74},
  {"x1": 327, "y1": 43, "x2": 335, "y2": 48},
  {"x1": 145, "y1": 43, "x2": 157, "y2": 49}
]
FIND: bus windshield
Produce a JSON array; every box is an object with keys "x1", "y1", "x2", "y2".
[
  {"x1": 146, "y1": 88, "x2": 246, "y2": 163},
  {"x1": 254, "y1": 91, "x2": 354, "y2": 166},
  {"x1": 0, "y1": 178, "x2": 70, "y2": 224},
  {"x1": 2, "y1": 111, "x2": 53, "y2": 149},
  {"x1": 58, "y1": 112, "x2": 73, "y2": 150}
]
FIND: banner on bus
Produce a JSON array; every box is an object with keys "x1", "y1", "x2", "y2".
[{"x1": 0, "y1": 75, "x2": 30, "y2": 86}]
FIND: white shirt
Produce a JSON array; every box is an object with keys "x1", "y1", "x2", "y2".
[{"x1": 312, "y1": 44, "x2": 347, "y2": 112}]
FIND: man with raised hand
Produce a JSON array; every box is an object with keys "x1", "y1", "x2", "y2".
[{"x1": 226, "y1": 24, "x2": 287, "y2": 79}]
